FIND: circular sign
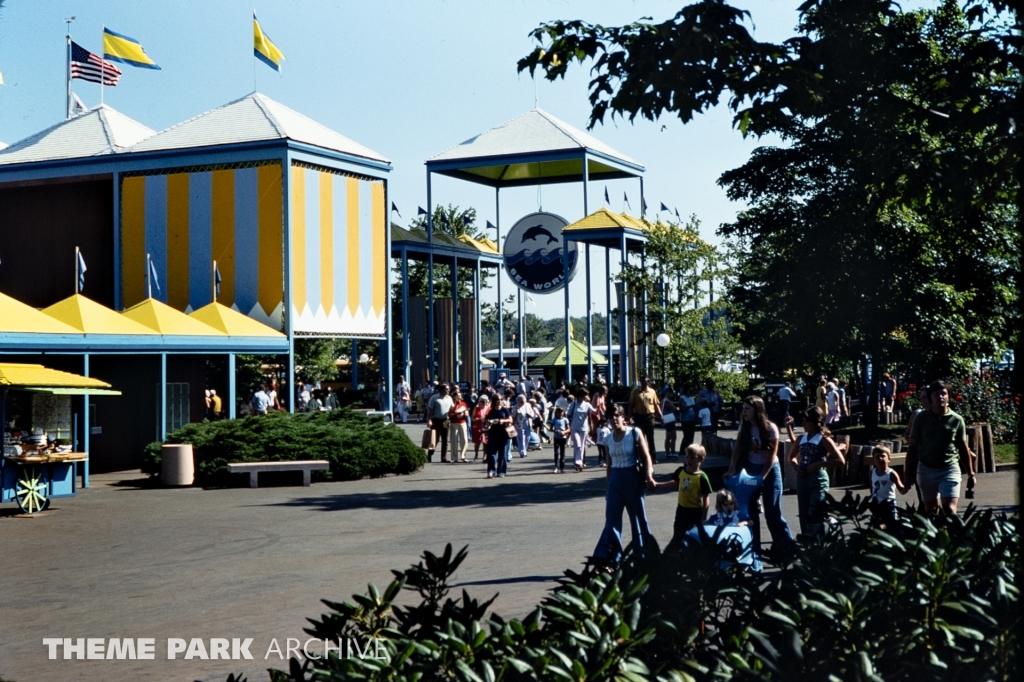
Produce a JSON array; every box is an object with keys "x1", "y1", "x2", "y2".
[{"x1": 502, "y1": 211, "x2": 578, "y2": 294}]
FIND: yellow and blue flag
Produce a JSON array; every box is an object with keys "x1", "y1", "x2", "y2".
[
  {"x1": 103, "y1": 28, "x2": 160, "y2": 69},
  {"x1": 253, "y1": 13, "x2": 285, "y2": 72}
]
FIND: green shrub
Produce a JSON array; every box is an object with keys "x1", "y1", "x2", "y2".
[
  {"x1": 218, "y1": 495, "x2": 1018, "y2": 681},
  {"x1": 142, "y1": 410, "x2": 424, "y2": 485}
]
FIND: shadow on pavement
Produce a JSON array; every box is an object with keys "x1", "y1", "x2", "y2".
[
  {"x1": 452, "y1": 574, "x2": 562, "y2": 587},
  {"x1": 265, "y1": 478, "x2": 608, "y2": 512}
]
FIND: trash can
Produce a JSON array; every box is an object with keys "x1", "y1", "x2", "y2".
[{"x1": 161, "y1": 443, "x2": 194, "y2": 486}]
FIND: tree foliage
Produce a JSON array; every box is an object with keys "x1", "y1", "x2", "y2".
[
  {"x1": 392, "y1": 204, "x2": 490, "y2": 301},
  {"x1": 519, "y1": 0, "x2": 1020, "y2": 407},
  {"x1": 616, "y1": 214, "x2": 742, "y2": 388}
]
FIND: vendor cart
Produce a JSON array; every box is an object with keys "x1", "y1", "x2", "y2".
[
  {"x1": 1, "y1": 362, "x2": 118, "y2": 514},
  {"x1": 2, "y1": 452, "x2": 87, "y2": 513}
]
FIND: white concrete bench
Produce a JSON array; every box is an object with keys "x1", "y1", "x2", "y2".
[{"x1": 226, "y1": 460, "x2": 329, "y2": 488}]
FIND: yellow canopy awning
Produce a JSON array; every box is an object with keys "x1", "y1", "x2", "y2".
[
  {"x1": 122, "y1": 298, "x2": 227, "y2": 336},
  {"x1": 189, "y1": 302, "x2": 284, "y2": 338},
  {"x1": 0, "y1": 292, "x2": 83, "y2": 334},
  {"x1": 0, "y1": 363, "x2": 113, "y2": 389},
  {"x1": 42, "y1": 294, "x2": 157, "y2": 335}
]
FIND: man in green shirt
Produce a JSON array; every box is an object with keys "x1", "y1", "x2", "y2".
[{"x1": 906, "y1": 380, "x2": 975, "y2": 514}]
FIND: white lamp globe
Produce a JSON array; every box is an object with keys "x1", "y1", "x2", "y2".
[
  {"x1": 656, "y1": 333, "x2": 671, "y2": 348},
  {"x1": 358, "y1": 353, "x2": 370, "y2": 363}
]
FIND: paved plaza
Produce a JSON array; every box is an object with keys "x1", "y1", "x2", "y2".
[{"x1": 0, "y1": 428, "x2": 1017, "y2": 682}]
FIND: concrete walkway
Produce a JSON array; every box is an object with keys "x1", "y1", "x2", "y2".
[{"x1": 0, "y1": 429, "x2": 1016, "y2": 682}]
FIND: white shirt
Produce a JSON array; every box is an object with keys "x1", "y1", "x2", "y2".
[
  {"x1": 871, "y1": 468, "x2": 897, "y2": 502},
  {"x1": 568, "y1": 400, "x2": 594, "y2": 432},
  {"x1": 607, "y1": 428, "x2": 640, "y2": 469},
  {"x1": 596, "y1": 425, "x2": 611, "y2": 446}
]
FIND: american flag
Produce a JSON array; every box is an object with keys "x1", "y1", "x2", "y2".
[{"x1": 71, "y1": 41, "x2": 121, "y2": 86}]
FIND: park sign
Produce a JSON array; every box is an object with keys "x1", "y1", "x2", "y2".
[{"x1": 502, "y1": 212, "x2": 578, "y2": 294}]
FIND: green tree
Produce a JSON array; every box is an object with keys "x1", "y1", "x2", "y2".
[
  {"x1": 519, "y1": 0, "x2": 1020, "y2": 424},
  {"x1": 392, "y1": 204, "x2": 491, "y2": 301},
  {"x1": 616, "y1": 215, "x2": 741, "y2": 388}
]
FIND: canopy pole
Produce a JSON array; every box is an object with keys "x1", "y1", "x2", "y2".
[
  {"x1": 606, "y1": 247, "x2": 614, "y2": 386},
  {"x1": 453, "y1": 255, "x2": 460, "y2": 383},
  {"x1": 584, "y1": 160, "x2": 593, "y2": 385},
  {"x1": 83, "y1": 353, "x2": 90, "y2": 488},
  {"x1": 160, "y1": 353, "x2": 167, "y2": 441},
  {"x1": 401, "y1": 247, "x2": 410, "y2": 381},
  {"x1": 495, "y1": 188, "x2": 503, "y2": 379},
  {"x1": 427, "y1": 172, "x2": 436, "y2": 382},
  {"x1": 383, "y1": 179, "x2": 394, "y2": 409},
  {"x1": 228, "y1": 353, "x2": 236, "y2": 419},
  {"x1": 352, "y1": 339, "x2": 359, "y2": 390},
  {"x1": 473, "y1": 261, "x2": 482, "y2": 387},
  {"x1": 641, "y1": 249, "x2": 649, "y2": 377},
  {"x1": 619, "y1": 234, "x2": 629, "y2": 386},
  {"x1": 517, "y1": 289, "x2": 524, "y2": 375}
]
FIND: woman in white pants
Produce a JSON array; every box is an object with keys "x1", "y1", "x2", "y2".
[
  {"x1": 448, "y1": 390, "x2": 470, "y2": 462},
  {"x1": 514, "y1": 395, "x2": 533, "y2": 457},
  {"x1": 568, "y1": 389, "x2": 596, "y2": 472}
]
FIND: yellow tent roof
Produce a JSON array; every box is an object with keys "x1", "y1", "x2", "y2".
[
  {"x1": 0, "y1": 363, "x2": 112, "y2": 389},
  {"x1": 122, "y1": 298, "x2": 227, "y2": 336},
  {"x1": 564, "y1": 207, "x2": 644, "y2": 232},
  {"x1": 0, "y1": 292, "x2": 83, "y2": 334},
  {"x1": 189, "y1": 302, "x2": 284, "y2": 337},
  {"x1": 42, "y1": 294, "x2": 157, "y2": 335}
]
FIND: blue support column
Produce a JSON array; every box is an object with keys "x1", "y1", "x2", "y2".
[
  {"x1": 384, "y1": 179, "x2": 394, "y2": 406},
  {"x1": 453, "y1": 255, "x2": 460, "y2": 382},
  {"x1": 113, "y1": 172, "x2": 122, "y2": 310},
  {"x1": 495, "y1": 188, "x2": 504, "y2": 376},
  {"x1": 83, "y1": 353, "x2": 90, "y2": 488},
  {"x1": 517, "y1": 289, "x2": 524, "y2": 374},
  {"x1": 473, "y1": 262, "x2": 482, "y2": 386},
  {"x1": 619, "y1": 234, "x2": 629, "y2": 386},
  {"x1": 426, "y1": 172, "x2": 436, "y2": 382},
  {"x1": 160, "y1": 353, "x2": 167, "y2": 441},
  {"x1": 606, "y1": 247, "x2": 614, "y2": 386},
  {"x1": 584, "y1": 159, "x2": 593, "y2": 384},
  {"x1": 287, "y1": 337, "x2": 295, "y2": 413},
  {"x1": 401, "y1": 247, "x2": 410, "y2": 374},
  {"x1": 228, "y1": 353, "x2": 236, "y2": 419},
  {"x1": 351, "y1": 338, "x2": 359, "y2": 389},
  {"x1": 282, "y1": 150, "x2": 295, "y2": 414}
]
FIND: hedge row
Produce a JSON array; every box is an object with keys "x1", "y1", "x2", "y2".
[{"x1": 142, "y1": 410, "x2": 425, "y2": 485}]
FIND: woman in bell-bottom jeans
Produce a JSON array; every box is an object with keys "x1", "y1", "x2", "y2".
[
  {"x1": 593, "y1": 405, "x2": 658, "y2": 564},
  {"x1": 728, "y1": 396, "x2": 794, "y2": 556}
]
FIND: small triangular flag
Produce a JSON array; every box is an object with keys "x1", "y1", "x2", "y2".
[
  {"x1": 486, "y1": 220, "x2": 496, "y2": 231},
  {"x1": 391, "y1": 201, "x2": 401, "y2": 217},
  {"x1": 623, "y1": 192, "x2": 631, "y2": 209},
  {"x1": 660, "y1": 202, "x2": 670, "y2": 212},
  {"x1": 417, "y1": 207, "x2": 427, "y2": 216},
  {"x1": 604, "y1": 187, "x2": 610, "y2": 204},
  {"x1": 77, "y1": 250, "x2": 88, "y2": 292}
]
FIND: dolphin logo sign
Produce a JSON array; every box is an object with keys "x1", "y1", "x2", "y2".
[
  {"x1": 502, "y1": 211, "x2": 577, "y2": 294},
  {"x1": 522, "y1": 225, "x2": 558, "y2": 245}
]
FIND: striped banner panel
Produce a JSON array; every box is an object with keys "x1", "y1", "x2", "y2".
[{"x1": 119, "y1": 162, "x2": 284, "y2": 330}]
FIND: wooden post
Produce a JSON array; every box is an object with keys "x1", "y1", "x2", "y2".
[
  {"x1": 966, "y1": 426, "x2": 980, "y2": 473},
  {"x1": 848, "y1": 444, "x2": 863, "y2": 486},
  {"x1": 981, "y1": 423, "x2": 995, "y2": 473}
]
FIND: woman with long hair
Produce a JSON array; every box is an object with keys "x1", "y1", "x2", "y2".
[
  {"x1": 726, "y1": 395, "x2": 794, "y2": 554},
  {"x1": 784, "y1": 406, "x2": 846, "y2": 537},
  {"x1": 592, "y1": 403, "x2": 657, "y2": 565}
]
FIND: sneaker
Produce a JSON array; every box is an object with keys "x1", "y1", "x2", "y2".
[
  {"x1": 498, "y1": 473, "x2": 506, "y2": 478},
  {"x1": 553, "y1": 467, "x2": 560, "y2": 474},
  {"x1": 487, "y1": 472, "x2": 494, "y2": 479}
]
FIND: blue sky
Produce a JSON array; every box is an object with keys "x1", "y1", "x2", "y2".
[{"x1": 0, "y1": 0, "x2": 804, "y2": 321}]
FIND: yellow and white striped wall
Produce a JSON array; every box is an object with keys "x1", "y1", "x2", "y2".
[
  {"x1": 288, "y1": 163, "x2": 386, "y2": 336},
  {"x1": 120, "y1": 161, "x2": 386, "y2": 337},
  {"x1": 121, "y1": 162, "x2": 285, "y2": 328}
]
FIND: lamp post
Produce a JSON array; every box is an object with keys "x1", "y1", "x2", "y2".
[{"x1": 656, "y1": 332, "x2": 670, "y2": 388}]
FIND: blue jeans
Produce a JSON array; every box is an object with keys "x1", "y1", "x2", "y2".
[
  {"x1": 593, "y1": 467, "x2": 653, "y2": 562},
  {"x1": 797, "y1": 469, "x2": 830, "y2": 538},
  {"x1": 516, "y1": 423, "x2": 530, "y2": 457},
  {"x1": 487, "y1": 438, "x2": 509, "y2": 476},
  {"x1": 743, "y1": 461, "x2": 793, "y2": 554}
]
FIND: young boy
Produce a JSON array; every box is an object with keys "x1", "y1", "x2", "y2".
[
  {"x1": 595, "y1": 418, "x2": 611, "y2": 466},
  {"x1": 657, "y1": 443, "x2": 713, "y2": 550},
  {"x1": 697, "y1": 399, "x2": 713, "y2": 439},
  {"x1": 551, "y1": 407, "x2": 569, "y2": 473},
  {"x1": 870, "y1": 444, "x2": 910, "y2": 526}
]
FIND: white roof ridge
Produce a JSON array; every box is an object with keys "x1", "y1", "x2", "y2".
[
  {"x1": 95, "y1": 108, "x2": 116, "y2": 152},
  {"x1": 134, "y1": 92, "x2": 257, "y2": 145},
  {"x1": 249, "y1": 92, "x2": 287, "y2": 138},
  {"x1": 532, "y1": 108, "x2": 594, "y2": 151},
  {"x1": 0, "y1": 109, "x2": 101, "y2": 151},
  {"x1": 428, "y1": 109, "x2": 537, "y2": 161}
]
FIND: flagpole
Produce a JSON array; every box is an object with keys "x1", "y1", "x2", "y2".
[
  {"x1": 65, "y1": 17, "x2": 75, "y2": 119},
  {"x1": 253, "y1": 9, "x2": 257, "y2": 92},
  {"x1": 100, "y1": 25, "x2": 105, "y2": 106},
  {"x1": 75, "y1": 246, "x2": 80, "y2": 294},
  {"x1": 147, "y1": 254, "x2": 152, "y2": 299},
  {"x1": 212, "y1": 260, "x2": 217, "y2": 302}
]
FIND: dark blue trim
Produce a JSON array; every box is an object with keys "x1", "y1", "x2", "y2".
[{"x1": 254, "y1": 49, "x2": 281, "y2": 72}]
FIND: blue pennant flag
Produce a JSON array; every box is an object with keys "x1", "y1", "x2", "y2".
[
  {"x1": 486, "y1": 220, "x2": 496, "y2": 231},
  {"x1": 148, "y1": 255, "x2": 161, "y2": 295},
  {"x1": 391, "y1": 201, "x2": 401, "y2": 217},
  {"x1": 642, "y1": 197, "x2": 647, "y2": 213},
  {"x1": 77, "y1": 250, "x2": 87, "y2": 292},
  {"x1": 417, "y1": 206, "x2": 427, "y2": 216},
  {"x1": 675, "y1": 207, "x2": 680, "y2": 219},
  {"x1": 604, "y1": 186, "x2": 610, "y2": 204},
  {"x1": 660, "y1": 202, "x2": 670, "y2": 212},
  {"x1": 623, "y1": 192, "x2": 631, "y2": 209},
  {"x1": 214, "y1": 264, "x2": 222, "y2": 298}
]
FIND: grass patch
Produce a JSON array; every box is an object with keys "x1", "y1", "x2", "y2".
[{"x1": 994, "y1": 442, "x2": 1018, "y2": 463}]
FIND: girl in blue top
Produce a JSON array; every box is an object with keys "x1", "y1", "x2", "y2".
[{"x1": 551, "y1": 407, "x2": 569, "y2": 473}]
